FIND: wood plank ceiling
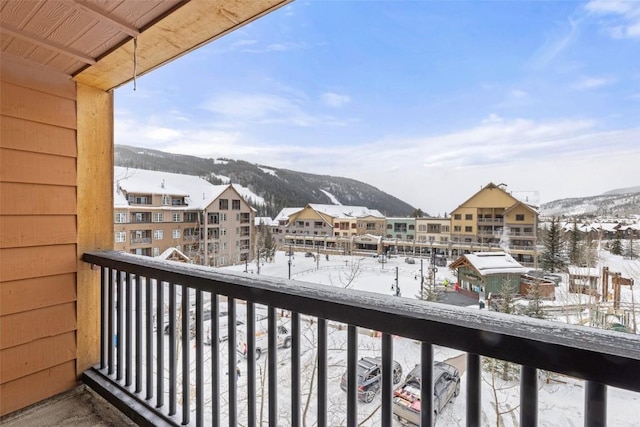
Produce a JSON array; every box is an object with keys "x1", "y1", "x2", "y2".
[{"x1": 0, "y1": 0, "x2": 292, "y2": 91}]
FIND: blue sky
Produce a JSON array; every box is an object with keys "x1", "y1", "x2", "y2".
[{"x1": 115, "y1": 0, "x2": 640, "y2": 215}]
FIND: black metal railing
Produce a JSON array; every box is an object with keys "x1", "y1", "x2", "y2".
[{"x1": 83, "y1": 251, "x2": 640, "y2": 427}]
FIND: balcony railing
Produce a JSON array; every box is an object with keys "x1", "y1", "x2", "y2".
[
  {"x1": 82, "y1": 251, "x2": 639, "y2": 427},
  {"x1": 130, "y1": 237, "x2": 152, "y2": 245}
]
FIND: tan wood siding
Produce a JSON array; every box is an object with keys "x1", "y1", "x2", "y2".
[
  {"x1": 0, "y1": 56, "x2": 79, "y2": 416},
  {"x1": 0, "y1": 183, "x2": 76, "y2": 216},
  {"x1": 0, "y1": 116, "x2": 76, "y2": 157},
  {"x1": 0, "y1": 361, "x2": 77, "y2": 416},
  {"x1": 0, "y1": 274, "x2": 76, "y2": 317},
  {"x1": 0, "y1": 216, "x2": 77, "y2": 248},
  {"x1": 0, "y1": 149, "x2": 76, "y2": 186},
  {"x1": 0, "y1": 303, "x2": 76, "y2": 350},
  {"x1": 0, "y1": 244, "x2": 77, "y2": 283}
]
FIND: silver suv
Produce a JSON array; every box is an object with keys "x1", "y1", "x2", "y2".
[{"x1": 340, "y1": 357, "x2": 403, "y2": 403}]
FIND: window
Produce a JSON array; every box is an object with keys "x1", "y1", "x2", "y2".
[
  {"x1": 172, "y1": 212, "x2": 182, "y2": 222},
  {"x1": 221, "y1": 242, "x2": 227, "y2": 250},
  {"x1": 115, "y1": 212, "x2": 126, "y2": 223},
  {"x1": 219, "y1": 199, "x2": 228, "y2": 210},
  {"x1": 454, "y1": 214, "x2": 461, "y2": 220},
  {"x1": 516, "y1": 214, "x2": 525, "y2": 221},
  {"x1": 454, "y1": 226, "x2": 461, "y2": 232},
  {"x1": 232, "y1": 199, "x2": 241, "y2": 210},
  {"x1": 185, "y1": 212, "x2": 198, "y2": 222},
  {"x1": 115, "y1": 231, "x2": 126, "y2": 243},
  {"x1": 465, "y1": 214, "x2": 473, "y2": 220},
  {"x1": 154, "y1": 230, "x2": 164, "y2": 240},
  {"x1": 220, "y1": 213, "x2": 227, "y2": 221},
  {"x1": 409, "y1": 225, "x2": 415, "y2": 230},
  {"x1": 221, "y1": 228, "x2": 227, "y2": 236},
  {"x1": 172, "y1": 229, "x2": 181, "y2": 239},
  {"x1": 465, "y1": 226, "x2": 472, "y2": 232},
  {"x1": 162, "y1": 195, "x2": 170, "y2": 205},
  {"x1": 419, "y1": 225, "x2": 426, "y2": 231},
  {"x1": 386, "y1": 224, "x2": 392, "y2": 229},
  {"x1": 153, "y1": 212, "x2": 163, "y2": 222},
  {"x1": 153, "y1": 247, "x2": 160, "y2": 257}
]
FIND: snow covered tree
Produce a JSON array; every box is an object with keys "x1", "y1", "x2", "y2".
[
  {"x1": 541, "y1": 218, "x2": 565, "y2": 273},
  {"x1": 624, "y1": 237, "x2": 637, "y2": 260},
  {"x1": 611, "y1": 238, "x2": 623, "y2": 256}
]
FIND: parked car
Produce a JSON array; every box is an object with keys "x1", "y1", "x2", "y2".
[
  {"x1": 392, "y1": 361, "x2": 460, "y2": 425},
  {"x1": 404, "y1": 257, "x2": 416, "y2": 264},
  {"x1": 340, "y1": 357, "x2": 403, "y2": 403},
  {"x1": 304, "y1": 252, "x2": 314, "y2": 257},
  {"x1": 236, "y1": 320, "x2": 292, "y2": 360}
]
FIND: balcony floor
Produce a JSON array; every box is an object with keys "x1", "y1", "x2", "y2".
[{"x1": 0, "y1": 385, "x2": 135, "y2": 427}]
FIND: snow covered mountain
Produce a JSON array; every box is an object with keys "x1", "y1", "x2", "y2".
[{"x1": 541, "y1": 187, "x2": 640, "y2": 218}]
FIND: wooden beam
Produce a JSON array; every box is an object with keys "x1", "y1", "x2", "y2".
[
  {"x1": 76, "y1": 83, "x2": 114, "y2": 376},
  {"x1": 74, "y1": 0, "x2": 293, "y2": 91},
  {"x1": 72, "y1": 1, "x2": 141, "y2": 38},
  {"x1": 1, "y1": 23, "x2": 96, "y2": 65}
]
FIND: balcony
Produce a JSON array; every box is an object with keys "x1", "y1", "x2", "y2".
[
  {"x1": 130, "y1": 237, "x2": 152, "y2": 245},
  {"x1": 79, "y1": 251, "x2": 639, "y2": 426}
]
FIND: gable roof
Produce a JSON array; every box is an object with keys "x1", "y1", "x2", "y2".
[
  {"x1": 114, "y1": 166, "x2": 229, "y2": 210},
  {"x1": 307, "y1": 204, "x2": 384, "y2": 219},
  {"x1": 450, "y1": 252, "x2": 529, "y2": 276}
]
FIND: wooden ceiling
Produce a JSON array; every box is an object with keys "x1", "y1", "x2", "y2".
[{"x1": 0, "y1": 0, "x2": 292, "y2": 91}]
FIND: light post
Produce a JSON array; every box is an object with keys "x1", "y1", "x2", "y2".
[
  {"x1": 420, "y1": 259, "x2": 424, "y2": 298},
  {"x1": 288, "y1": 244, "x2": 293, "y2": 280},
  {"x1": 391, "y1": 266, "x2": 400, "y2": 297}
]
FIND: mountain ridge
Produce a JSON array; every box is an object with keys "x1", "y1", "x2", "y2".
[{"x1": 115, "y1": 145, "x2": 417, "y2": 218}]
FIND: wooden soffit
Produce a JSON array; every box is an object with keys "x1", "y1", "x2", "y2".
[{"x1": 74, "y1": 0, "x2": 292, "y2": 91}]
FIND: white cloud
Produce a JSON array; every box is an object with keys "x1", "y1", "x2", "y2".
[
  {"x1": 145, "y1": 127, "x2": 182, "y2": 141},
  {"x1": 321, "y1": 92, "x2": 351, "y2": 108},
  {"x1": 510, "y1": 89, "x2": 528, "y2": 99},
  {"x1": 585, "y1": 0, "x2": 640, "y2": 39},
  {"x1": 527, "y1": 17, "x2": 581, "y2": 69},
  {"x1": 482, "y1": 113, "x2": 503, "y2": 124},
  {"x1": 571, "y1": 76, "x2": 615, "y2": 90}
]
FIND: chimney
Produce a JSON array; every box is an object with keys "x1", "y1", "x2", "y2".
[{"x1": 161, "y1": 179, "x2": 165, "y2": 189}]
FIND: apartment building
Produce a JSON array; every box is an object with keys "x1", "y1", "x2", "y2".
[
  {"x1": 114, "y1": 167, "x2": 254, "y2": 267},
  {"x1": 385, "y1": 217, "x2": 416, "y2": 240},
  {"x1": 450, "y1": 182, "x2": 539, "y2": 266},
  {"x1": 415, "y1": 217, "x2": 451, "y2": 245}
]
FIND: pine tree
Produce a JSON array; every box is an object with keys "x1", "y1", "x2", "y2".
[
  {"x1": 541, "y1": 218, "x2": 565, "y2": 273},
  {"x1": 523, "y1": 279, "x2": 546, "y2": 319},
  {"x1": 611, "y1": 238, "x2": 623, "y2": 255},
  {"x1": 568, "y1": 219, "x2": 582, "y2": 265}
]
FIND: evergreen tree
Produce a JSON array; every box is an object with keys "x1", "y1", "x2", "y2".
[
  {"x1": 611, "y1": 238, "x2": 623, "y2": 255},
  {"x1": 541, "y1": 218, "x2": 565, "y2": 273},
  {"x1": 624, "y1": 237, "x2": 637, "y2": 260},
  {"x1": 410, "y1": 208, "x2": 424, "y2": 218},
  {"x1": 568, "y1": 219, "x2": 581, "y2": 265}
]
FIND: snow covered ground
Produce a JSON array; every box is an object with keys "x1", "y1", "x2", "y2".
[{"x1": 179, "y1": 250, "x2": 639, "y2": 426}]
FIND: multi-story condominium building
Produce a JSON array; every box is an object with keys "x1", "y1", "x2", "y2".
[
  {"x1": 113, "y1": 167, "x2": 254, "y2": 267},
  {"x1": 415, "y1": 217, "x2": 451, "y2": 246},
  {"x1": 274, "y1": 204, "x2": 384, "y2": 253},
  {"x1": 385, "y1": 217, "x2": 416, "y2": 241},
  {"x1": 356, "y1": 214, "x2": 386, "y2": 236},
  {"x1": 450, "y1": 182, "x2": 538, "y2": 266}
]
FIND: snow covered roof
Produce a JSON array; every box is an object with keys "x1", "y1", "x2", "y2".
[
  {"x1": 114, "y1": 166, "x2": 230, "y2": 210},
  {"x1": 274, "y1": 207, "x2": 303, "y2": 223},
  {"x1": 156, "y1": 247, "x2": 190, "y2": 262},
  {"x1": 255, "y1": 216, "x2": 277, "y2": 227},
  {"x1": 451, "y1": 252, "x2": 529, "y2": 276},
  {"x1": 307, "y1": 204, "x2": 383, "y2": 219}
]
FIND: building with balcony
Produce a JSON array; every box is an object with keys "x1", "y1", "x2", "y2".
[
  {"x1": 1, "y1": 1, "x2": 638, "y2": 426},
  {"x1": 450, "y1": 183, "x2": 539, "y2": 267},
  {"x1": 113, "y1": 167, "x2": 255, "y2": 266}
]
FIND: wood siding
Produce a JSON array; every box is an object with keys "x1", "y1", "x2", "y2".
[{"x1": 0, "y1": 57, "x2": 78, "y2": 415}]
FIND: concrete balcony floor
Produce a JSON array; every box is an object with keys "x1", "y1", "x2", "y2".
[{"x1": 0, "y1": 385, "x2": 135, "y2": 427}]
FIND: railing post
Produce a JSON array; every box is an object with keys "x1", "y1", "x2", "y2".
[
  {"x1": 228, "y1": 297, "x2": 237, "y2": 426},
  {"x1": 268, "y1": 306, "x2": 279, "y2": 426},
  {"x1": 381, "y1": 333, "x2": 393, "y2": 426},
  {"x1": 291, "y1": 312, "x2": 301, "y2": 427},
  {"x1": 466, "y1": 353, "x2": 481, "y2": 426},
  {"x1": 169, "y1": 283, "x2": 177, "y2": 416},
  {"x1": 346, "y1": 325, "x2": 358, "y2": 427},
  {"x1": 317, "y1": 318, "x2": 327, "y2": 427},
  {"x1": 156, "y1": 279, "x2": 164, "y2": 408},
  {"x1": 520, "y1": 365, "x2": 537, "y2": 427},
  {"x1": 108, "y1": 268, "x2": 114, "y2": 375},
  {"x1": 210, "y1": 294, "x2": 220, "y2": 427},
  {"x1": 585, "y1": 381, "x2": 606, "y2": 427},
  {"x1": 247, "y1": 302, "x2": 256, "y2": 427},
  {"x1": 421, "y1": 342, "x2": 434, "y2": 427},
  {"x1": 181, "y1": 287, "x2": 190, "y2": 425},
  {"x1": 195, "y1": 290, "x2": 204, "y2": 427}
]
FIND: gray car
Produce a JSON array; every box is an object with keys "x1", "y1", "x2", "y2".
[{"x1": 393, "y1": 361, "x2": 460, "y2": 424}]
